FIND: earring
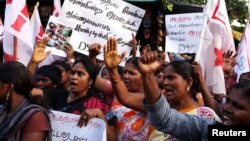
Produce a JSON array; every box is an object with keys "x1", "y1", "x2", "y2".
[
  {"x1": 186, "y1": 86, "x2": 190, "y2": 92},
  {"x1": 6, "y1": 92, "x2": 10, "y2": 101}
]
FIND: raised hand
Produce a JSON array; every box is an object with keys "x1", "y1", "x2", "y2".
[
  {"x1": 104, "y1": 37, "x2": 126, "y2": 69},
  {"x1": 138, "y1": 51, "x2": 166, "y2": 75},
  {"x1": 89, "y1": 43, "x2": 102, "y2": 57},
  {"x1": 223, "y1": 50, "x2": 237, "y2": 77},
  {"x1": 64, "y1": 43, "x2": 75, "y2": 61},
  {"x1": 31, "y1": 37, "x2": 51, "y2": 64}
]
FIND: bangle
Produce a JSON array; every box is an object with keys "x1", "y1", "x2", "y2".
[{"x1": 203, "y1": 96, "x2": 214, "y2": 100}]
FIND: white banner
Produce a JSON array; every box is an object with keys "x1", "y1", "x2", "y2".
[
  {"x1": 60, "y1": 0, "x2": 145, "y2": 66},
  {"x1": 165, "y1": 13, "x2": 203, "y2": 53},
  {"x1": 50, "y1": 110, "x2": 107, "y2": 141}
]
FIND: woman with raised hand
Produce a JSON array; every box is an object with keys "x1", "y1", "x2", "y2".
[
  {"x1": 103, "y1": 37, "x2": 221, "y2": 140},
  {"x1": 104, "y1": 37, "x2": 150, "y2": 140},
  {"x1": 0, "y1": 61, "x2": 51, "y2": 141},
  {"x1": 139, "y1": 51, "x2": 250, "y2": 141}
]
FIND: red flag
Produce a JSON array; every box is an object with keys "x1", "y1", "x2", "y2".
[
  {"x1": 3, "y1": 0, "x2": 34, "y2": 66},
  {"x1": 53, "y1": 0, "x2": 61, "y2": 17}
]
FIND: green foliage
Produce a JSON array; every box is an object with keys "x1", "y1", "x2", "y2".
[{"x1": 162, "y1": 0, "x2": 249, "y2": 25}]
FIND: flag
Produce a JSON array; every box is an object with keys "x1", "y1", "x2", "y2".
[
  {"x1": 53, "y1": 0, "x2": 61, "y2": 17},
  {"x1": 234, "y1": 22, "x2": 250, "y2": 81},
  {"x1": 30, "y1": 2, "x2": 44, "y2": 43},
  {"x1": 3, "y1": 0, "x2": 34, "y2": 66},
  {"x1": 195, "y1": 0, "x2": 229, "y2": 95},
  {"x1": 0, "y1": 17, "x2": 3, "y2": 41},
  {"x1": 209, "y1": 0, "x2": 235, "y2": 52}
]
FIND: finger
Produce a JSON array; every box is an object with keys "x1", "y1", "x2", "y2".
[
  {"x1": 161, "y1": 52, "x2": 166, "y2": 64},
  {"x1": 114, "y1": 37, "x2": 117, "y2": 51},
  {"x1": 228, "y1": 50, "x2": 233, "y2": 58},
  {"x1": 119, "y1": 51, "x2": 127, "y2": 61},
  {"x1": 132, "y1": 33, "x2": 135, "y2": 39},
  {"x1": 107, "y1": 37, "x2": 111, "y2": 53},
  {"x1": 103, "y1": 45, "x2": 107, "y2": 57}
]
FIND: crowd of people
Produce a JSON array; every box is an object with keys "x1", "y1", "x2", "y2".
[{"x1": 0, "y1": 33, "x2": 250, "y2": 141}]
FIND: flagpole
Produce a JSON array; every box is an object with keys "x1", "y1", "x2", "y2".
[
  {"x1": 31, "y1": 2, "x2": 40, "y2": 20},
  {"x1": 13, "y1": 36, "x2": 17, "y2": 61},
  {"x1": 195, "y1": 0, "x2": 211, "y2": 61}
]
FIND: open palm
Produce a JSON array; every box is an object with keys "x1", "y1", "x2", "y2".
[{"x1": 104, "y1": 37, "x2": 126, "y2": 69}]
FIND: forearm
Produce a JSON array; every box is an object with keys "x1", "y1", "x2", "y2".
[
  {"x1": 89, "y1": 56, "x2": 97, "y2": 66},
  {"x1": 109, "y1": 68, "x2": 145, "y2": 111},
  {"x1": 27, "y1": 60, "x2": 38, "y2": 76},
  {"x1": 141, "y1": 72, "x2": 161, "y2": 104},
  {"x1": 199, "y1": 78, "x2": 222, "y2": 118}
]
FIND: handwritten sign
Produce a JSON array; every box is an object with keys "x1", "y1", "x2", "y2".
[
  {"x1": 60, "y1": 0, "x2": 145, "y2": 66},
  {"x1": 165, "y1": 13, "x2": 203, "y2": 53},
  {"x1": 50, "y1": 110, "x2": 107, "y2": 141}
]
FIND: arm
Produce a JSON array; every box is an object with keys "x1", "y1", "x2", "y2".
[
  {"x1": 27, "y1": 38, "x2": 50, "y2": 76},
  {"x1": 21, "y1": 112, "x2": 49, "y2": 141},
  {"x1": 192, "y1": 62, "x2": 222, "y2": 118},
  {"x1": 88, "y1": 43, "x2": 101, "y2": 66},
  {"x1": 64, "y1": 43, "x2": 75, "y2": 67},
  {"x1": 104, "y1": 37, "x2": 145, "y2": 112},
  {"x1": 138, "y1": 51, "x2": 215, "y2": 141}
]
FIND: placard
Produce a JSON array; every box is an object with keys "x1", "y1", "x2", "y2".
[
  {"x1": 50, "y1": 110, "x2": 107, "y2": 141},
  {"x1": 60, "y1": 0, "x2": 145, "y2": 66},
  {"x1": 165, "y1": 13, "x2": 203, "y2": 53}
]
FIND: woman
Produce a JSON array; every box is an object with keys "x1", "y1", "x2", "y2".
[
  {"x1": 0, "y1": 61, "x2": 51, "y2": 141},
  {"x1": 139, "y1": 51, "x2": 250, "y2": 140},
  {"x1": 103, "y1": 37, "x2": 220, "y2": 140},
  {"x1": 35, "y1": 65, "x2": 62, "y2": 90},
  {"x1": 51, "y1": 60, "x2": 71, "y2": 90}
]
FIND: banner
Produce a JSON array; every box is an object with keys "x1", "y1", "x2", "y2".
[
  {"x1": 59, "y1": 0, "x2": 145, "y2": 66},
  {"x1": 50, "y1": 110, "x2": 107, "y2": 141},
  {"x1": 165, "y1": 13, "x2": 203, "y2": 53}
]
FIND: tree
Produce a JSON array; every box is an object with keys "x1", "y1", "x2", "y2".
[{"x1": 162, "y1": 0, "x2": 249, "y2": 25}]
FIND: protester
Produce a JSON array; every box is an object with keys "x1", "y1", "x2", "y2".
[
  {"x1": 0, "y1": 61, "x2": 51, "y2": 141},
  {"x1": 138, "y1": 51, "x2": 250, "y2": 141},
  {"x1": 51, "y1": 60, "x2": 71, "y2": 90},
  {"x1": 35, "y1": 65, "x2": 62, "y2": 89},
  {"x1": 239, "y1": 72, "x2": 250, "y2": 82},
  {"x1": 100, "y1": 37, "x2": 219, "y2": 140}
]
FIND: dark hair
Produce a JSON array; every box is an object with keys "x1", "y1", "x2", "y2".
[
  {"x1": 230, "y1": 80, "x2": 250, "y2": 98},
  {"x1": 73, "y1": 57, "x2": 98, "y2": 88},
  {"x1": 239, "y1": 72, "x2": 250, "y2": 81},
  {"x1": 37, "y1": 65, "x2": 62, "y2": 86},
  {"x1": 126, "y1": 57, "x2": 139, "y2": 69},
  {"x1": 166, "y1": 60, "x2": 199, "y2": 99},
  {"x1": 51, "y1": 60, "x2": 71, "y2": 71},
  {"x1": 0, "y1": 61, "x2": 34, "y2": 97}
]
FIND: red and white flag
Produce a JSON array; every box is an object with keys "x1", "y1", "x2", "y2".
[
  {"x1": 0, "y1": 17, "x2": 3, "y2": 41},
  {"x1": 208, "y1": 0, "x2": 235, "y2": 52},
  {"x1": 234, "y1": 22, "x2": 250, "y2": 81},
  {"x1": 53, "y1": 0, "x2": 61, "y2": 17},
  {"x1": 30, "y1": 2, "x2": 44, "y2": 43},
  {"x1": 195, "y1": 0, "x2": 233, "y2": 94},
  {"x1": 3, "y1": 0, "x2": 34, "y2": 66}
]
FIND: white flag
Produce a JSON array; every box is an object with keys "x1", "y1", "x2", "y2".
[
  {"x1": 208, "y1": 0, "x2": 235, "y2": 52},
  {"x1": 3, "y1": 0, "x2": 34, "y2": 66},
  {"x1": 53, "y1": 0, "x2": 61, "y2": 17},
  {"x1": 30, "y1": 2, "x2": 44, "y2": 43},
  {"x1": 195, "y1": 0, "x2": 228, "y2": 94},
  {"x1": 234, "y1": 22, "x2": 250, "y2": 81}
]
